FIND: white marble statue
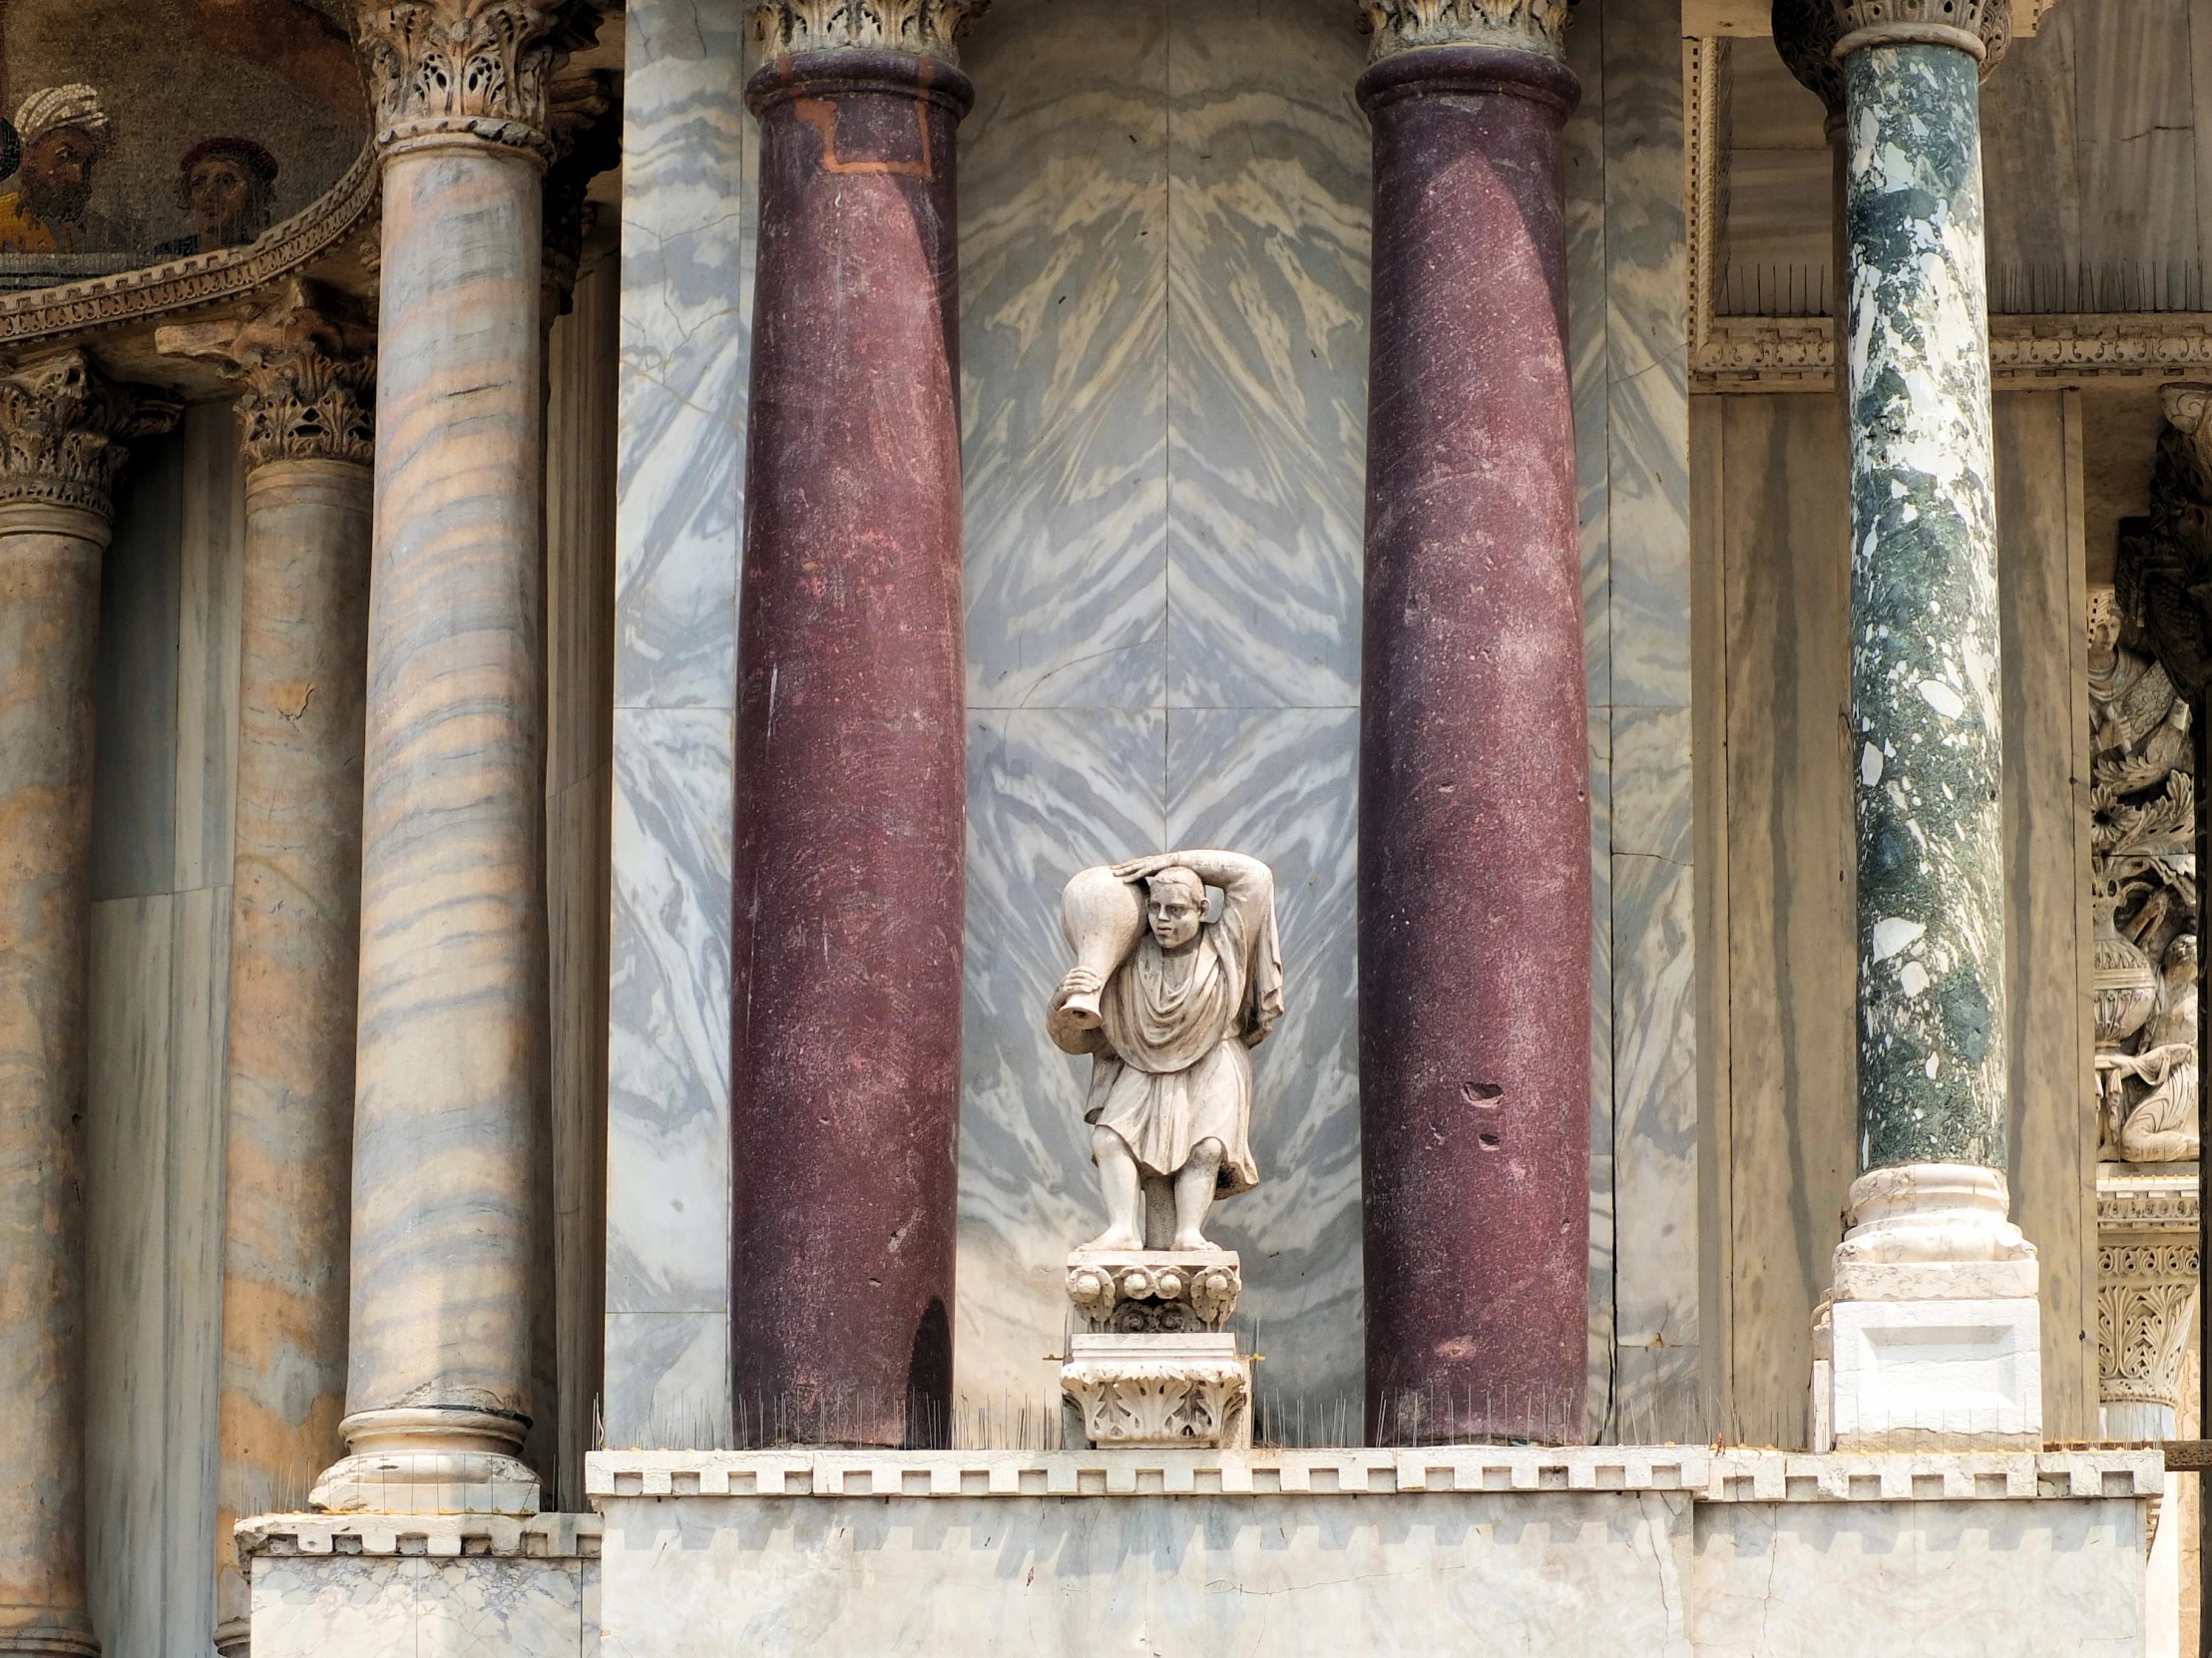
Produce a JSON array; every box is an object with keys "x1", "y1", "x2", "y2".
[{"x1": 1049, "y1": 851, "x2": 1283, "y2": 1253}]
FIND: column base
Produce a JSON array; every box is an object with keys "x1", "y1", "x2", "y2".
[
  {"x1": 0, "y1": 1615, "x2": 100, "y2": 1657},
  {"x1": 1814, "y1": 1164, "x2": 2041, "y2": 1451},
  {"x1": 311, "y1": 1408, "x2": 541, "y2": 1515}
]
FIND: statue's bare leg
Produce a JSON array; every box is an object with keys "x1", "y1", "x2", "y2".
[
  {"x1": 1172, "y1": 1137, "x2": 1224, "y2": 1251},
  {"x1": 1084, "y1": 1125, "x2": 1144, "y2": 1250}
]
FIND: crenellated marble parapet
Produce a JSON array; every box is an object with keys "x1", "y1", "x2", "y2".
[
  {"x1": 0, "y1": 350, "x2": 180, "y2": 522},
  {"x1": 1357, "y1": 0, "x2": 1572, "y2": 63},
  {"x1": 356, "y1": 0, "x2": 603, "y2": 159},
  {"x1": 749, "y1": 0, "x2": 993, "y2": 64},
  {"x1": 159, "y1": 281, "x2": 376, "y2": 470}
]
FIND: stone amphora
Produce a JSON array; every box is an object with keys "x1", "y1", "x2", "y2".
[{"x1": 1059, "y1": 865, "x2": 1144, "y2": 1030}]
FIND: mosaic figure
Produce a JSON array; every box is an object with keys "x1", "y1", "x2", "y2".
[
  {"x1": 154, "y1": 137, "x2": 280, "y2": 258},
  {"x1": 0, "y1": 86, "x2": 121, "y2": 255}
]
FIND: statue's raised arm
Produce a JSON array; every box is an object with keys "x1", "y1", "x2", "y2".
[{"x1": 1046, "y1": 850, "x2": 1284, "y2": 1252}]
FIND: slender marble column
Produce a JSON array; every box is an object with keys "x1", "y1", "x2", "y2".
[
  {"x1": 313, "y1": 0, "x2": 582, "y2": 1513},
  {"x1": 0, "y1": 351, "x2": 175, "y2": 1655},
  {"x1": 732, "y1": 4, "x2": 985, "y2": 1449},
  {"x1": 160, "y1": 286, "x2": 375, "y2": 1650},
  {"x1": 1353, "y1": 1, "x2": 1589, "y2": 1446}
]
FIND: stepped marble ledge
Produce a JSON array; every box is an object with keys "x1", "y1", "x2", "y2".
[{"x1": 584, "y1": 1445, "x2": 2162, "y2": 1501}]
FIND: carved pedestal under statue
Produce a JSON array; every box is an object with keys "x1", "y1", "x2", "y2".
[{"x1": 1048, "y1": 853, "x2": 1282, "y2": 1451}]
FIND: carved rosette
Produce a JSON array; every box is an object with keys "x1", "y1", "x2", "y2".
[
  {"x1": 1357, "y1": 0, "x2": 1573, "y2": 62},
  {"x1": 1066, "y1": 1250, "x2": 1241, "y2": 1335},
  {"x1": 749, "y1": 0, "x2": 993, "y2": 63},
  {"x1": 0, "y1": 351, "x2": 181, "y2": 521},
  {"x1": 1062, "y1": 1357, "x2": 1251, "y2": 1449},
  {"x1": 357, "y1": 0, "x2": 597, "y2": 159}
]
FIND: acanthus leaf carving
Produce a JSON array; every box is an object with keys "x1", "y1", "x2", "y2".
[
  {"x1": 156, "y1": 280, "x2": 376, "y2": 471},
  {"x1": 0, "y1": 350, "x2": 181, "y2": 520},
  {"x1": 357, "y1": 0, "x2": 600, "y2": 158},
  {"x1": 748, "y1": 0, "x2": 993, "y2": 62},
  {"x1": 1356, "y1": 0, "x2": 1574, "y2": 61}
]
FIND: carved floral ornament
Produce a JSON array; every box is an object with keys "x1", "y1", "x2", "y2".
[
  {"x1": 0, "y1": 351, "x2": 180, "y2": 519},
  {"x1": 158, "y1": 282, "x2": 376, "y2": 471},
  {"x1": 1357, "y1": 0, "x2": 1574, "y2": 60},
  {"x1": 355, "y1": 0, "x2": 605, "y2": 158},
  {"x1": 749, "y1": 0, "x2": 994, "y2": 62}
]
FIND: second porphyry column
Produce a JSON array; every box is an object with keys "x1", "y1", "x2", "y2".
[
  {"x1": 732, "y1": 7, "x2": 986, "y2": 1449},
  {"x1": 1354, "y1": 0, "x2": 1591, "y2": 1447}
]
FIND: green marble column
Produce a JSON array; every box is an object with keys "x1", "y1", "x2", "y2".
[{"x1": 1835, "y1": 22, "x2": 2005, "y2": 1174}]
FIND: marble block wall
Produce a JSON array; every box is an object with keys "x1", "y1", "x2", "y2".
[
  {"x1": 1565, "y1": 0, "x2": 1701, "y2": 1443},
  {"x1": 605, "y1": 0, "x2": 751, "y2": 1450},
  {"x1": 603, "y1": 0, "x2": 1698, "y2": 1446},
  {"x1": 84, "y1": 405, "x2": 244, "y2": 1652}
]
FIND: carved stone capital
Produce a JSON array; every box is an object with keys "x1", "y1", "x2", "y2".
[
  {"x1": 1066, "y1": 1249, "x2": 1241, "y2": 1335},
  {"x1": 1061, "y1": 1334, "x2": 1251, "y2": 1450},
  {"x1": 0, "y1": 351, "x2": 181, "y2": 521},
  {"x1": 357, "y1": 0, "x2": 600, "y2": 159},
  {"x1": 2095, "y1": 1169, "x2": 2199, "y2": 1419},
  {"x1": 748, "y1": 0, "x2": 993, "y2": 63},
  {"x1": 1774, "y1": 0, "x2": 2008, "y2": 115},
  {"x1": 542, "y1": 68, "x2": 620, "y2": 318},
  {"x1": 1358, "y1": 0, "x2": 1573, "y2": 62},
  {"x1": 157, "y1": 281, "x2": 376, "y2": 471}
]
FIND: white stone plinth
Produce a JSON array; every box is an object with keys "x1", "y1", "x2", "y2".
[
  {"x1": 241, "y1": 1513, "x2": 599, "y2": 1657},
  {"x1": 1062, "y1": 1332, "x2": 1251, "y2": 1449},
  {"x1": 582, "y1": 1447, "x2": 2156, "y2": 1656},
  {"x1": 1830, "y1": 1296, "x2": 2043, "y2": 1448}
]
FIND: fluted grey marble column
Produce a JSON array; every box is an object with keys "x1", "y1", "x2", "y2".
[
  {"x1": 160, "y1": 286, "x2": 376, "y2": 1649},
  {"x1": 313, "y1": 0, "x2": 587, "y2": 1514},
  {"x1": 0, "y1": 351, "x2": 175, "y2": 1655}
]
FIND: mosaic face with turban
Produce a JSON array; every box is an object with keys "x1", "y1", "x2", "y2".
[{"x1": 0, "y1": 85, "x2": 121, "y2": 256}]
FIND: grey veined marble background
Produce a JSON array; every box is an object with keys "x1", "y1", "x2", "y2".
[{"x1": 605, "y1": 0, "x2": 1695, "y2": 1448}]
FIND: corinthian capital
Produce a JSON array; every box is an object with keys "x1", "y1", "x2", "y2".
[
  {"x1": 157, "y1": 281, "x2": 376, "y2": 471},
  {"x1": 356, "y1": 0, "x2": 602, "y2": 158},
  {"x1": 1777, "y1": 0, "x2": 2009, "y2": 91},
  {"x1": 0, "y1": 352, "x2": 181, "y2": 521},
  {"x1": 1358, "y1": 0, "x2": 1573, "y2": 62},
  {"x1": 750, "y1": 0, "x2": 993, "y2": 64}
]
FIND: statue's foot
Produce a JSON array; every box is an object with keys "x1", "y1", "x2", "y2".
[
  {"x1": 1081, "y1": 1227, "x2": 1142, "y2": 1251},
  {"x1": 1170, "y1": 1230, "x2": 1213, "y2": 1252}
]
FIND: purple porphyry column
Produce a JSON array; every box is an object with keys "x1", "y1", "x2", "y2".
[
  {"x1": 1355, "y1": 12, "x2": 1590, "y2": 1448},
  {"x1": 733, "y1": 16, "x2": 985, "y2": 1450}
]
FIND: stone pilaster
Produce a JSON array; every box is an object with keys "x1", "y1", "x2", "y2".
[
  {"x1": 311, "y1": 0, "x2": 582, "y2": 1514},
  {"x1": 1353, "y1": 10, "x2": 1590, "y2": 1445},
  {"x1": 160, "y1": 286, "x2": 376, "y2": 1652},
  {"x1": 0, "y1": 351, "x2": 176, "y2": 1656},
  {"x1": 730, "y1": 35, "x2": 980, "y2": 1449},
  {"x1": 2095, "y1": 1169, "x2": 2199, "y2": 1443},
  {"x1": 1776, "y1": 0, "x2": 2038, "y2": 1450}
]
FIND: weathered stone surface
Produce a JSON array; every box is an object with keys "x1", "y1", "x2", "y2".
[
  {"x1": 339, "y1": 128, "x2": 550, "y2": 1481},
  {"x1": 1355, "y1": 42, "x2": 1590, "y2": 1445},
  {"x1": 730, "y1": 49, "x2": 972, "y2": 1448},
  {"x1": 1839, "y1": 41, "x2": 2005, "y2": 1170}
]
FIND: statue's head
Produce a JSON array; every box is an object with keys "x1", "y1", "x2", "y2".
[
  {"x1": 2087, "y1": 585, "x2": 2121, "y2": 659},
  {"x1": 1144, "y1": 867, "x2": 1206, "y2": 951}
]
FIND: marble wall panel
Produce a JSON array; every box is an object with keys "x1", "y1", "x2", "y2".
[
  {"x1": 1161, "y1": 1, "x2": 1369, "y2": 712},
  {"x1": 606, "y1": 0, "x2": 753, "y2": 1447},
  {"x1": 252, "y1": 1554, "x2": 596, "y2": 1658},
  {"x1": 960, "y1": 2, "x2": 1168, "y2": 712}
]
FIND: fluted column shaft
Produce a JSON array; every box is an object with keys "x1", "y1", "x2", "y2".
[
  {"x1": 731, "y1": 39, "x2": 976, "y2": 1448},
  {"x1": 0, "y1": 353, "x2": 174, "y2": 1655},
  {"x1": 159, "y1": 289, "x2": 377, "y2": 1647},
  {"x1": 316, "y1": 0, "x2": 573, "y2": 1510},
  {"x1": 1353, "y1": 11, "x2": 1590, "y2": 1447}
]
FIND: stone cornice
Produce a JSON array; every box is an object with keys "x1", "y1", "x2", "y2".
[
  {"x1": 748, "y1": 0, "x2": 993, "y2": 64},
  {"x1": 1692, "y1": 312, "x2": 2212, "y2": 391},
  {"x1": 1358, "y1": 0, "x2": 1572, "y2": 61},
  {"x1": 0, "y1": 351, "x2": 181, "y2": 520},
  {"x1": 156, "y1": 281, "x2": 375, "y2": 471},
  {"x1": 356, "y1": 0, "x2": 601, "y2": 159}
]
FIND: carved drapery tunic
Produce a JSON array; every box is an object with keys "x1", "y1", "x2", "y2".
[{"x1": 1081, "y1": 867, "x2": 1282, "y2": 1197}]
